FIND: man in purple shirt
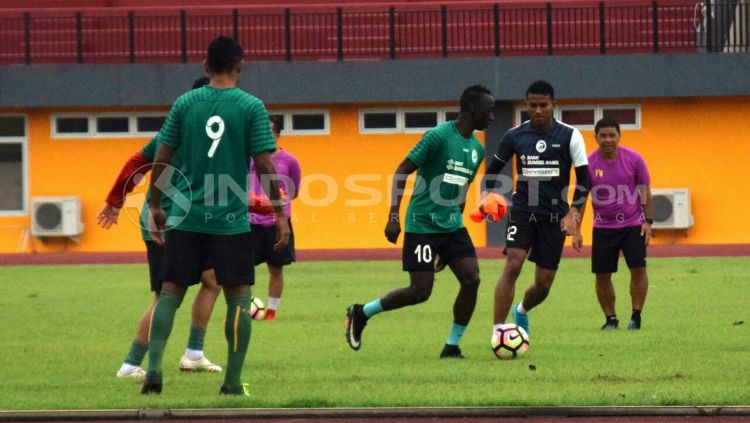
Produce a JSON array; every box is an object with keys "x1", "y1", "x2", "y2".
[
  {"x1": 249, "y1": 117, "x2": 301, "y2": 321},
  {"x1": 588, "y1": 117, "x2": 653, "y2": 331}
]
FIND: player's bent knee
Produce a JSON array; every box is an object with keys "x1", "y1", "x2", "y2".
[
  {"x1": 630, "y1": 267, "x2": 647, "y2": 275},
  {"x1": 505, "y1": 260, "x2": 524, "y2": 277},
  {"x1": 223, "y1": 284, "x2": 250, "y2": 298},
  {"x1": 410, "y1": 286, "x2": 432, "y2": 304},
  {"x1": 461, "y1": 274, "x2": 481, "y2": 291},
  {"x1": 595, "y1": 274, "x2": 613, "y2": 285},
  {"x1": 534, "y1": 279, "x2": 553, "y2": 295},
  {"x1": 413, "y1": 292, "x2": 431, "y2": 304}
]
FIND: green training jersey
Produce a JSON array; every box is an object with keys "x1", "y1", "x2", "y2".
[
  {"x1": 405, "y1": 121, "x2": 485, "y2": 234},
  {"x1": 158, "y1": 86, "x2": 276, "y2": 235}
]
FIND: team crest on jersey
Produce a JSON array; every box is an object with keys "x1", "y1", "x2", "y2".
[
  {"x1": 596, "y1": 169, "x2": 604, "y2": 178},
  {"x1": 536, "y1": 140, "x2": 547, "y2": 153},
  {"x1": 471, "y1": 150, "x2": 478, "y2": 164}
]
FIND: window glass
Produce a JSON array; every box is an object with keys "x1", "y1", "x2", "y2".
[
  {"x1": 292, "y1": 114, "x2": 325, "y2": 131},
  {"x1": 561, "y1": 109, "x2": 595, "y2": 126},
  {"x1": 57, "y1": 117, "x2": 89, "y2": 134},
  {"x1": 602, "y1": 108, "x2": 637, "y2": 125},
  {"x1": 364, "y1": 112, "x2": 397, "y2": 129},
  {"x1": 136, "y1": 116, "x2": 165, "y2": 133},
  {"x1": 97, "y1": 117, "x2": 129, "y2": 133},
  {"x1": 0, "y1": 116, "x2": 24, "y2": 137},
  {"x1": 0, "y1": 143, "x2": 23, "y2": 211},
  {"x1": 269, "y1": 114, "x2": 285, "y2": 131},
  {"x1": 404, "y1": 112, "x2": 437, "y2": 129}
]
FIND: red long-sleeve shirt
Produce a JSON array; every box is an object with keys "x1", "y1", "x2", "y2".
[{"x1": 104, "y1": 151, "x2": 151, "y2": 208}]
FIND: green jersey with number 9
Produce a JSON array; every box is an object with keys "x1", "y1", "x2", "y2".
[{"x1": 158, "y1": 86, "x2": 276, "y2": 235}]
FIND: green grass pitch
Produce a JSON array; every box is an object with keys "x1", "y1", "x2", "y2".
[{"x1": 1, "y1": 256, "x2": 748, "y2": 409}]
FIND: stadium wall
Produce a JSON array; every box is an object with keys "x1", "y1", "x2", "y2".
[
  {"x1": 0, "y1": 102, "x2": 486, "y2": 253},
  {"x1": 1, "y1": 53, "x2": 749, "y2": 252},
  {"x1": 0, "y1": 95, "x2": 747, "y2": 253}
]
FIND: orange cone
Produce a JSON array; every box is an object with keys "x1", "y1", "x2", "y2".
[{"x1": 469, "y1": 193, "x2": 508, "y2": 223}]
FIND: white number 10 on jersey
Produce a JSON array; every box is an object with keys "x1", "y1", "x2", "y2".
[{"x1": 205, "y1": 116, "x2": 225, "y2": 158}]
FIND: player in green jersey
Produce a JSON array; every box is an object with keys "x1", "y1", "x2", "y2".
[
  {"x1": 98, "y1": 77, "x2": 223, "y2": 378},
  {"x1": 142, "y1": 36, "x2": 290, "y2": 395},
  {"x1": 346, "y1": 85, "x2": 494, "y2": 359}
]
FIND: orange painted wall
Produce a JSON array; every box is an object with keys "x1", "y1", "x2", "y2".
[
  {"x1": 273, "y1": 103, "x2": 486, "y2": 251},
  {"x1": 0, "y1": 106, "x2": 166, "y2": 253},
  {"x1": 566, "y1": 97, "x2": 749, "y2": 246},
  {"x1": 0, "y1": 102, "x2": 485, "y2": 253},
  {"x1": 1, "y1": 96, "x2": 747, "y2": 254}
]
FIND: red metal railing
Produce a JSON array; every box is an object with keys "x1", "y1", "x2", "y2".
[{"x1": 0, "y1": 0, "x2": 731, "y2": 65}]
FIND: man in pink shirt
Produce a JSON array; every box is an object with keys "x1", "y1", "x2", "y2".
[
  {"x1": 249, "y1": 117, "x2": 301, "y2": 320},
  {"x1": 588, "y1": 117, "x2": 653, "y2": 331}
]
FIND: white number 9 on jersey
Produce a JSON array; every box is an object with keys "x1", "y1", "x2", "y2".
[{"x1": 205, "y1": 116, "x2": 225, "y2": 158}]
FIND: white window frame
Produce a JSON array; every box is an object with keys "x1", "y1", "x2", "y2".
[
  {"x1": 269, "y1": 109, "x2": 329, "y2": 136},
  {"x1": 51, "y1": 112, "x2": 168, "y2": 138},
  {"x1": 359, "y1": 107, "x2": 459, "y2": 134},
  {"x1": 0, "y1": 114, "x2": 28, "y2": 216},
  {"x1": 514, "y1": 104, "x2": 641, "y2": 130}
]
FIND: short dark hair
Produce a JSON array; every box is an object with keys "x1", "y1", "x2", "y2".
[
  {"x1": 191, "y1": 76, "x2": 210, "y2": 89},
  {"x1": 595, "y1": 117, "x2": 621, "y2": 134},
  {"x1": 526, "y1": 80, "x2": 555, "y2": 100},
  {"x1": 206, "y1": 35, "x2": 244, "y2": 74},
  {"x1": 269, "y1": 116, "x2": 282, "y2": 133},
  {"x1": 460, "y1": 85, "x2": 492, "y2": 112}
]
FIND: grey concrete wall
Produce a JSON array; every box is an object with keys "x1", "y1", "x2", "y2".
[{"x1": 2, "y1": 53, "x2": 750, "y2": 107}]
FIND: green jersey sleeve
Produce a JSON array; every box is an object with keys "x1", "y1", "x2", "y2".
[
  {"x1": 407, "y1": 128, "x2": 442, "y2": 167},
  {"x1": 139, "y1": 134, "x2": 159, "y2": 160},
  {"x1": 246, "y1": 101, "x2": 275, "y2": 156},
  {"x1": 158, "y1": 98, "x2": 184, "y2": 150}
]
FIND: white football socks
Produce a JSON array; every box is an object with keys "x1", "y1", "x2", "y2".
[
  {"x1": 119, "y1": 363, "x2": 139, "y2": 373},
  {"x1": 268, "y1": 297, "x2": 281, "y2": 311},
  {"x1": 185, "y1": 348, "x2": 204, "y2": 361},
  {"x1": 516, "y1": 302, "x2": 527, "y2": 314}
]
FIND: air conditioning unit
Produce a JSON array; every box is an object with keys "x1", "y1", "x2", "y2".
[
  {"x1": 31, "y1": 196, "x2": 83, "y2": 237},
  {"x1": 651, "y1": 188, "x2": 694, "y2": 230}
]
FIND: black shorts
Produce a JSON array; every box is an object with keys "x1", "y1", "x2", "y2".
[
  {"x1": 403, "y1": 228, "x2": 476, "y2": 272},
  {"x1": 159, "y1": 229, "x2": 255, "y2": 287},
  {"x1": 504, "y1": 210, "x2": 566, "y2": 271},
  {"x1": 251, "y1": 220, "x2": 295, "y2": 267},
  {"x1": 145, "y1": 241, "x2": 213, "y2": 292},
  {"x1": 591, "y1": 226, "x2": 647, "y2": 274}
]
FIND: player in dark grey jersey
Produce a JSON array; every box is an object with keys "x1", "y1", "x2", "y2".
[{"x1": 483, "y1": 80, "x2": 590, "y2": 340}]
